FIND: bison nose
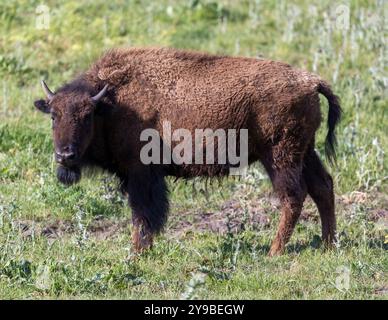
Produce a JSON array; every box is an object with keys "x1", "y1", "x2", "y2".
[
  {"x1": 56, "y1": 146, "x2": 77, "y2": 164},
  {"x1": 56, "y1": 151, "x2": 76, "y2": 163}
]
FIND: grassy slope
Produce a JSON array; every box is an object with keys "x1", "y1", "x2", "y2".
[{"x1": 0, "y1": 0, "x2": 387, "y2": 299}]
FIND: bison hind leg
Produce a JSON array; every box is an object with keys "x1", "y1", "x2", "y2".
[
  {"x1": 268, "y1": 164, "x2": 307, "y2": 256},
  {"x1": 259, "y1": 140, "x2": 308, "y2": 256},
  {"x1": 303, "y1": 148, "x2": 336, "y2": 247}
]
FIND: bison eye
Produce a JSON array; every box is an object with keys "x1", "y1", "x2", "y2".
[
  {"x1": 51, "y1": 113, "x2": 58, "y2": 129},
  {"x1": 85, "y1": 114, "x2": 92, "y2": 124}
]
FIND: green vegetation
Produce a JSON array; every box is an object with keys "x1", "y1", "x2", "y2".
[{"x1": 0, "y1": 0, "x2": 386, "y2": 299}]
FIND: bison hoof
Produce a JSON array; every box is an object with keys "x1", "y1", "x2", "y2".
[
  {"x1": 132, "y1": 226, "x2": 153, "y2": 253},
  {"x1": 268, "y1": 241, "x2": 285, "y2": 257}
]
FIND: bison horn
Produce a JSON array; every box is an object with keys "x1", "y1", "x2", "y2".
[
  {"x1": 41, "y1": 80, "x2": 55, "y2": 101},
  {"x1": 91, "y1": 84, "x2": 109, "y2": 102}
]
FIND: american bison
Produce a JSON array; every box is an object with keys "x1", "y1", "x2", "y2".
[{"x1": 34, "y1": 48, "x2": 341, "y2": 256}]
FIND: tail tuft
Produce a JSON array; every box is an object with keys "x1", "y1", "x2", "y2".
[{"x1": 317, "y1": 81, "x2": 342, "y2": 165}]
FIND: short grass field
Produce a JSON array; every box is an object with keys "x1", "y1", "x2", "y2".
[{"x1": 0, "y1": 0, "x2": 387, "y2": 299}]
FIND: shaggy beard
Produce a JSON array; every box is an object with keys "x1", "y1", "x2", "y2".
[{"x1": 56, "y1": 165, "x2": 81, "y2": 186}]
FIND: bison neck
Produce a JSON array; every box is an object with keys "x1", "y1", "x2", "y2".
[{"x1": 83, "y1": 114, "x2": 121, "y2": 177}]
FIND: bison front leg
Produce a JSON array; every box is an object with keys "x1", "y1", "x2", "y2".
[
  {"x1": 125, "y1": 167, "x2": 169, "y2": 253},
  {"x1": 131, "y1": 216, "x2": 154, "y2": 253}
]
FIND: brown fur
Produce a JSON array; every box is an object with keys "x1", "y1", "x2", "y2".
[{"x1": 34, "y1": 47, "x2": 341, "y2": 255}]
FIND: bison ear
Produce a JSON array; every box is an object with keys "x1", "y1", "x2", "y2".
[{"x1": 34, "y1": 99, "x2": 51, "y2": 114}]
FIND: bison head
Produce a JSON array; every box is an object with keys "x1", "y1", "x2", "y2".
[{"x1": 34, "y1": 80, "x2": 108, "y2": 185}]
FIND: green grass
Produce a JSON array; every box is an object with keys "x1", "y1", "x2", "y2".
[{"x1": 0, "y1": 0, "x2": 387, "y2": 299}]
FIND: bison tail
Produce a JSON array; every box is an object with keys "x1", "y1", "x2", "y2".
[{"x1": 317, "y1": 81, "x2": 342, "y2": 165}]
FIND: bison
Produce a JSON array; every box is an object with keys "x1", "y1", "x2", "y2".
[{"x1": 34, "y1": 47, "x2": 341, "y2": 256}]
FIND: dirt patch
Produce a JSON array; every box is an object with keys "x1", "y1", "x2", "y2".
[
  {"x1": 374, "y1": 286, "x2": 388, "y2": 296},
  {"x1": 369, "y1": 209, "x2": 388, "y2": 223},
  {"x1": 15, "y1": 219, "x2": 72, "y2": 240},
  {"x1": 167, "y1": 191, "x2": 388, "y2": 237},
  {"x1": 340, "y1": 191, "x2": 370, "y2": 205},
  {"x1": 15, "y1": 217, "x2": 130, "y2": 241},
  {"x1": 168, "y1": 197, "x2": 274, "y2": 238},
  {"x1": 42, "y1": 219, "x2": 74, "y2": 238},
  {"x1": 87, "y1": 216, "x2": 130, "y2": 240},
  {"x1": 337, "y1": 191, "x2": 388, "y2": 224},
  {"x1": 14, "y1": 192, "x2": 388, "y2": 241},
  {"x1": 300, "y1": 207, "x2": 320, "y2": 222}
]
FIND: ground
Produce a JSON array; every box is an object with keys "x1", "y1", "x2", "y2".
[{"x1": 0, "y1": 0, "x2": 387, "y2": 299}]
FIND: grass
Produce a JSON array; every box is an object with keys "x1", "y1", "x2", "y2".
[{"x1": 0, "y1": 0, "x2": 387, "y2": 299}]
